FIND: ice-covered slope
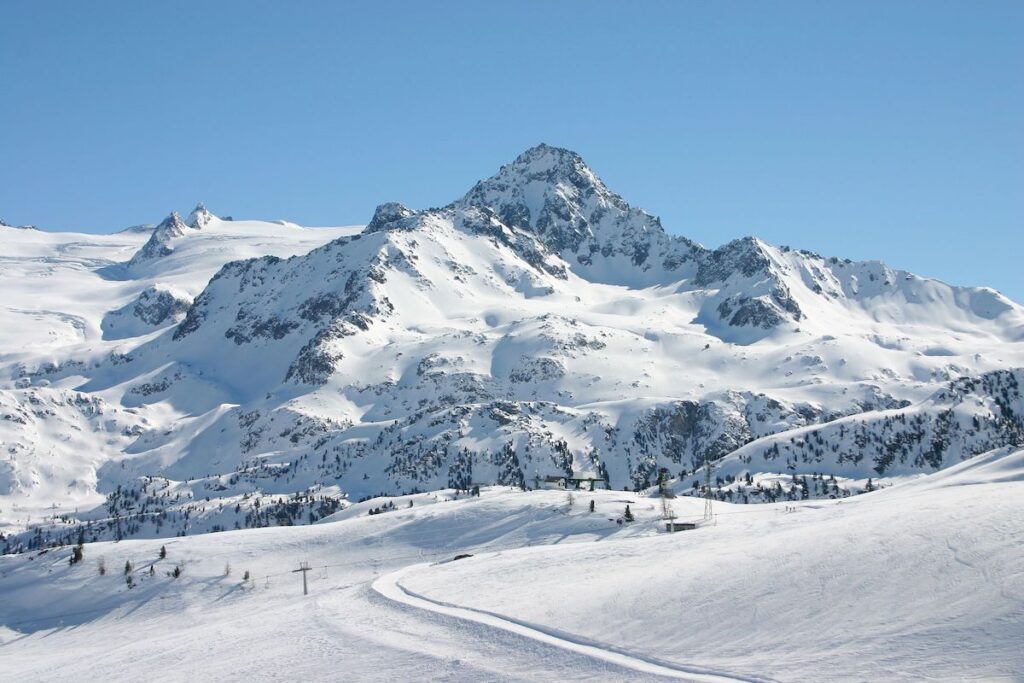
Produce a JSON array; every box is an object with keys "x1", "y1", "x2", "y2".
[
  {"x1": 1, "y1": 450, "x2": 1021, "y2": 681},
  {"x1": 2, "y1": 145, "x2": 1024, "y2": 550}
]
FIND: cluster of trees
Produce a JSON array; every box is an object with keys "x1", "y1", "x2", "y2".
[
  {"x1": 367, "y1": 500, "x2": 398, "y2": 516},
  {"x1": 3, "y1": 479, "x2": 347, "y2": 554},
  {"x1": 687, "y1": 471, "x2": 880, "y2": 503}
]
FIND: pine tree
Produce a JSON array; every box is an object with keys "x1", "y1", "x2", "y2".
[
  {"x1": 159, "y1": 545, "x2": 166, "y2": 560},
  {"x1": 589, "y1": 500, "x2": 595, "y2": 513},
  {"x1": 623, "y1": 504, "x2": 635, "y2": 522},
  {"x1": 124, "y1": 560, "x2": 132, "y2": 575}
]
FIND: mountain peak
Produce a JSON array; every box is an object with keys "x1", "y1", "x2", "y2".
[
  {"x1": 451, "y1": 145, "x2": 700, "y2": 286},
  {"x1": 128, "y1": 211, "x2": 191, "y2": 267},
  {"x1": 186, "y1": 203, "x2": 215, "y2": 230},
  {"x1": 466, "y1": 144, "x2": 607, "y2": 213},
  {"x1": 157, "y1": 211, "x2": 188, "y2": 234},
  {"x1": 509, "y1": 143, "x2": 588, "y2": 172}
]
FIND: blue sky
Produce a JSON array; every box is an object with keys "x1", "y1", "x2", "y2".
[{"x1": 2, "y1": 2, "x2": 1022, "y2": 300}]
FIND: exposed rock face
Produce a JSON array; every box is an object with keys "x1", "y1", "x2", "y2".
[
  {"x1": 101, "y1": 285, "x2": 193, "y2": 339},
  {"x1": 128, "y1": 212, "x2": 191, "y2": 265},
  {"x1": 129, "y1": 286, "x2": 192, "y2": 326}
]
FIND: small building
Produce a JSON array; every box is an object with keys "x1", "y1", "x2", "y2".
[
  {"x1": 665, "y1": 521, "x2": 698, "y2": 533},
  {"x1": 543, "y1": 475, "x2": 568, "y2": 488},
  {"x1": 542, "y1": 475, "x2": 606, "y2": 491}
]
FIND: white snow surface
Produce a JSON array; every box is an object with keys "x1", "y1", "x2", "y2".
[{"x1": 0, "y1": 448, "x2": 1021, "y2": 681}]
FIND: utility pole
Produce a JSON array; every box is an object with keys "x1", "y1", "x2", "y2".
[
  {"x1": 703, "y1": 457, "x2": 714, "y2": 523},
  {"x1": 293, "y1": 561, "x2": 312, "y2": 595}
]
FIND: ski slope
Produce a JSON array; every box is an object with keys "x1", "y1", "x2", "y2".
[{"x1": 1, "y1": 448, "x2": 1021, "y2": 681}]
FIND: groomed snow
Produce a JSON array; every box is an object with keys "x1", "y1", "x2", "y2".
[{"x1": 1, "y1": 448, "x2": 1021, "y2": 681}]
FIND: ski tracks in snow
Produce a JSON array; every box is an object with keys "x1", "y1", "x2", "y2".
[{"x1": 371, "y1": 562, "x2": 771, "y2": 683}]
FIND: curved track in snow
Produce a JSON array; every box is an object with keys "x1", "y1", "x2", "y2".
[{"x1": 372, "y1": 562, "x2": 768, "y2": 683}]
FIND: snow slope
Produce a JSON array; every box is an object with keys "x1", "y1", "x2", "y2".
[
  {"x1": 0, "y1": 449, "x2": 1020, "y2": 681},
  {"x1": 399, "y1": 449, "x2": 1024, "y2": 681},
  {"x1": 0, "y1": 212, "x2": 360, "y2": 533}
]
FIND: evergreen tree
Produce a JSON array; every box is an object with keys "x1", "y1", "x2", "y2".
[
  {"x1": 589, "y1": 500, "x2": 595, "y2": 513},
  {"x1": 623, "y1": 504, "x2": 635, "y2": 522},
  {"x1": 159, "y1": 545, "x2": 167, "y2": 560}
]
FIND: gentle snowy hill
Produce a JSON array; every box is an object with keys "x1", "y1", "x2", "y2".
[{"x1": 2, "y1": 145, "x2": 1024, "y2": 551}]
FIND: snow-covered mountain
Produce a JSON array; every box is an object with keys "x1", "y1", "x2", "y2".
[{"x1": 2, "y1": 144, "x2": 1023, "y2": 551}]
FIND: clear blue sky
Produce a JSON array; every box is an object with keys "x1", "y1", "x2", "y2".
[{"x1": 2, "y1": 2, "x2": 1022, "y2": 300}]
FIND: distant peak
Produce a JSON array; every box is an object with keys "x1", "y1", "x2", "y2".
[
  {"x1": 186, "y1": 203, "x2": 215, "y2": 230},
  {"x1": 151, "y1": 211, "x2": 190, "y2": 241},
  {"x1": 159, "y1": 211, "x2": 186, "y2": 228}
]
